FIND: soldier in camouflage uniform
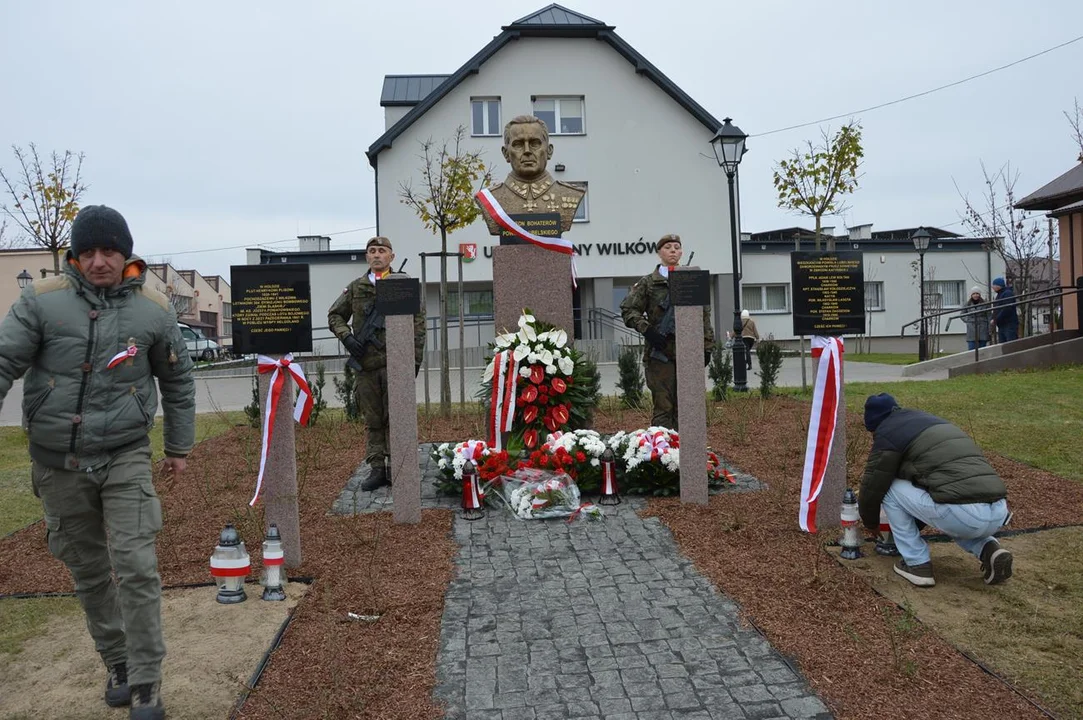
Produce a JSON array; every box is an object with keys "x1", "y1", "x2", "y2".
[
  {"x1": 620, "y1": 234, "x2": 714, "y2": 431},
  {"x1": 328, "y1": 237, "x2": 426, "y2": 490}
]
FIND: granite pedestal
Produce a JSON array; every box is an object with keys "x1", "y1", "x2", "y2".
[
  {"x1": 258, "y1": 369, "x2": 302, "y2": 566},
  {"x1": 812, "y1": 341, "x2": 847, "y2": 530},
  {"x1": 675, "y1": 305, "x2": 708, "y2": 505},
  {"x1": 492, "y1": 245, "x2": 573, "y2": 335},
  {"x1": 386, "y1": 314, "x2": 422, "y2": 524}
]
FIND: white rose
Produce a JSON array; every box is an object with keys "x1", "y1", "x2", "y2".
[
  {"x1": 590, "y1": 458, "x2": 600, "y2": 467},
  {"x1": 528, "y1": 352, "x2": 539, "y2": 363},
  {"x1": 519, "y1": 366, "x2": 531, "y2": 378},
  {"x1": 545, "y1": 364, "x2": 557, "y2": 375}
]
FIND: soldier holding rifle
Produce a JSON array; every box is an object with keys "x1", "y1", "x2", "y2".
[
  {"x1": 328, "y1": 237, "x2": 426, "y2": 490},
  {"x1": 620, "y1": 234, "x2": 714, "y2": 430}
]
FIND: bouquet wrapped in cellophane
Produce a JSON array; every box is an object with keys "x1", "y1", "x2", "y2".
[{"x1": 496, "y1": 467, "x2": 601, "y2": 521}]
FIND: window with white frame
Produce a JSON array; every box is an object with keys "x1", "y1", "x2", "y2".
[
  {"x1": 532, "y1": 96, "x2": 584, "y2": 135},
  {"x1": 567, "y1": 181, "x2": 588, "y2": 222},
  {"x1": 923, "y1": 280, "x2": 964, "y2": 308},
  {"x1": 865, "y1": 281, "x2": 884, "y2": 311},
  {"x1": 742, "y1": 284, "x2": 789, "y2": 313},
  {"x1": 470, "y1": 97, "x2": 501, "y2": 136}
]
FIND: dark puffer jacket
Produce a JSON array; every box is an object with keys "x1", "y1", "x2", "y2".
[{"x1": 858, "y1": 407, "x2": 1006, "y2": 530}]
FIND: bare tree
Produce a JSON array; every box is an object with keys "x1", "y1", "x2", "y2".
[
  {"x1": 772, "y1": 121, "x2": 864, "y2": 251},
  {"x1": 957, "y1": 162, "x2": 1053, "y2": 336},
  {"x1": 1066, "y1": 97, "x2": 1083, "y2": 163},
  {"x1": 399, "y1": 126, "x2": 489, "y2": 416},
  {"x1": 0, "y1": 144, "x2": 87, "y2": 274}
]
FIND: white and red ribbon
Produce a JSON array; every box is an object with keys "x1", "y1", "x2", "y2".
[
  {"x1": 107, "y1": 345, "x2": 138, "y2": 369},
  {"x1": 798, "y1": 336, "x2": 844, "y2": 533},
  {"x1": 601, "y1": 459, "x2": 618, "y2": 496},
  {"x1": 249, "y1": 354, "x2": 314, "y2": 507},
  {"x1": 487, "y1": 351, "x2": 518, "y2": 451},
  {"x1": 475, "y1": 188, "x2": 579, "y2": 288}
]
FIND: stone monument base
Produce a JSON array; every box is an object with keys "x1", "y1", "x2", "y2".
[{"x1": 493, "y1": 245, "x2": 573, "y2": 336}]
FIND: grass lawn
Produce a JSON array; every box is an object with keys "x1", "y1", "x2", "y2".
[
  {"x1": 846, "y1": 351, "x2": 951, "y2": 365},
  {"x1": 0, "y1": 596, "x2": 81, "y2": 656},
  {"x1": 0, "y1": 411, "x2": 246, "y2": 537},
  {"x1": 843, "y1": 366, "x2": 1083, "y2": 481}
]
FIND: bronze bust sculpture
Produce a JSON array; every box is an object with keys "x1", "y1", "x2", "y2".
[{"x1": 478, "y1": 115, "x2": 585, "y2": 235}]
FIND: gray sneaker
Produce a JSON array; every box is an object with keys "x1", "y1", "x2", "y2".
[
  {"x1": 129, "y1": 682, "x2": 164, "y2": 720},
  {"x1": 980, "y1": 540, "x2": 1013, "y2": 585},
  {"x1": 105, "y1": 662, "x2": 130, "y2": 707},
  {"x1": 893, "y1": 559, "x2": 935, "y2": 587}
]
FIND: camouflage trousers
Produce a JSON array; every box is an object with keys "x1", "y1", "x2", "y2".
[
  {"x1": 355, "y1": 366, "x2": 389, "y2": 467},
  {"x1": 31, "y1": 442, "x2": 164, "y2": 685},
  {"x1": 645, "y1": 357, "x2": 678, "y2": 431}
]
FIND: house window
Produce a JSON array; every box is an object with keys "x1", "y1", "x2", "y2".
[
  {"x1": 200, "y1": 312, "x2": 218, "y2": 339},
  {"x1": 865, "y1": 281, "x2": 884, "y2": 311},
  {"x1": 533, "y1": 96, "x2": 584, "y2": 135},
  {"x1": 923, "y1": 280, "x2": 964, "y2": 308},
  {"x1": 471, "y1": 98, "x2": 501, "y2": 136},
  {"x1": 742, "y1": 284, "x2": 789, "y2": 313},
  {"x1": 222, "y1": 303, "x2": 232, "y2": 320},
  {"x1": 222, "y1": 320, "x2": 232, "y2": 337},
  {"x1": 567, "y1": 181, "x2": 588, "y2": 222},
  {"x1": 446, "y1": 290, "x2": 495, "y2": 317}
]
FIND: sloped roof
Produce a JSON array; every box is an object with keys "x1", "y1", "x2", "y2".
[
  {"x1": 509, "y1": 4, "x2": 605, "y2": 26},
  {"x1": 1015, "y1": 163, "x2": 1083, "y2": 211},
  {"x1": 1051, "y1": 198, "x2": 1083, "y2": 217},
  {"x1": 366, "y1": 5, "x2": 721, "y2": 166},
  {"x1": 380, "y1": 75, "x2": 451, "y2": 107}
]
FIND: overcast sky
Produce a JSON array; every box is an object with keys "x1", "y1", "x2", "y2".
[{"x1": 2, "y1": 0, "x2": 1081, "y2": 279}]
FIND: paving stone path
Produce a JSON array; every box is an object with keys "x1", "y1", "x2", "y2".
[{"x1": 334, "y1": 447, "x2": 832, "y2": 720}]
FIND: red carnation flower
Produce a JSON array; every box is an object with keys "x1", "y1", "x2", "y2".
[{"x1": 576, "y1": 451, "x2": 586, "y2": 463}]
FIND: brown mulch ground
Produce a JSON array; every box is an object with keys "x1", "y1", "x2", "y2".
[
  {"x1": 2, "y1": 400, "x2": 1081, "y2": 719},
  {"x1": 643, "y1": 396, "x2": 1083, "y2": 720}
]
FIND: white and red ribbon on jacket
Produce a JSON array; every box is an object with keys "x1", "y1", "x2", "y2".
[
  {"x1": 487, "y1": 351, "x2": 518, "y2": 451},
  {"x1": 107, "y1": 344, "x2": 138, "y2": 369},
  {"x1": 798, "y1": 336, "x2": 844, "y2": 533},
  {"x1": 475, "y1": 188, "x2": 579, "y2": 288},
  {"x1": 249, "y1": 354, "x2": 314, "y2": 507}
]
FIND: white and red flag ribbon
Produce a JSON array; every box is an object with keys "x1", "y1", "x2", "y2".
[
  {"x1": 249, "y1": 354, "x2": 314, "y2": 507},
  {"x1": 475, "y1": 188, "x2": 579, "y2": 288},
  {"x1": 107, "y1": 344, "x2": 138, "y2": 369},
  {"x1": 798, "y1": 336, "x2": 844, "y2": 533},
  {"x1": 487, "y1": 351, "x2": 518, "y2": 451}
]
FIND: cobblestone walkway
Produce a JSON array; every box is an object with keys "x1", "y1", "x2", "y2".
[{"x1": 334, "y1": 447, "x2": 831, "y2": 719}]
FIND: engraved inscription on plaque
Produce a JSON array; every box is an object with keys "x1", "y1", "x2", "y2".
[
  {"x1": 669, "y1": 269, "x2": 711, "y2": 307},
  {"x1": 230, "y1": 265, "x2": 313, "y2": 354},
  {"x1": 791, "y1": 252, "x2": 865, "y2": 336},
  {"x1": 376, "y1": 276, "x2": 421, "y2": 316}
]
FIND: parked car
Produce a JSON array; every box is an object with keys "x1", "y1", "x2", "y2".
[{"x1": 178, "y1": 323, "x2": 223, "y2": 361}]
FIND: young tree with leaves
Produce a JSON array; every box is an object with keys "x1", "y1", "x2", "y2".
[
  {"x1": 957, "y1": 162, "x2": 1052, "y2": 336},
  {"x1": 772, "y1": 122, "x2": 864, "y2": 251},
  {"x1": 0, "y1": 144, "x2": 87, "y2": 274},
  {"x1": 399, "y1": 125, "x2": 489, "y2": 415}
]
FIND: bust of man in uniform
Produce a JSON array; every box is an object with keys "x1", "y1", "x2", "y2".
[{"x1": 479, "y1": 115, "x2": 586, "y2": 235}]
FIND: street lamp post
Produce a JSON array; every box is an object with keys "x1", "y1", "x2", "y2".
[
  {"x1": 911, "y1": 228, "x2": 932, "y2": 362},
  {"x1": 16, "y1": 269, "x2": 33, "y2": 289},
  {"x1": 710, "y1": 118, "x2": 749, "y2": 393}
]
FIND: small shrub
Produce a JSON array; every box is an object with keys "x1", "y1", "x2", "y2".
[
  {"x1": 617, "y1": 345, "x2": 645, "y2": 409},
  {"x1": 244, "y1": 374, "x2": 261, "y2": 428},
  {"x1": 332, "y1": 366, "x2": 362, "y2": 422},
  {"x1": 308, "y1": 360, "x2": 329, "y2": 426},
  {"x1": 756, "y1": 338, "x2": 784, "y2": 399},
  {"x1": 708, "y1": 344, "x2": 733, "y2": 401},
  {"x1": 578, "y1": 352, "x2": 603, "y2": 425}
]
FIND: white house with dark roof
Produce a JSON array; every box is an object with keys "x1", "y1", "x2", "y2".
[{"x1": 362, "y1": 4, "x2": 738, "y2": 350}]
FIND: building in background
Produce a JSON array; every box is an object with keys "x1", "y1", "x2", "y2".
[
  {"x1": 145, "y1": 264, "x2": 232, "y2": 350},
  {"x1": 741, "y1": 225, "x2": 1006, "y2": 353}
]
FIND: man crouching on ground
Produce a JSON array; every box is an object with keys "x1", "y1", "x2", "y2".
[{"x1": 858, "y1": 393, "x2": 1013, "y2": 587}]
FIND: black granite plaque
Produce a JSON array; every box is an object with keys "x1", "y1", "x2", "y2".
[
  {"x1": 669, "y1": 269, "x2": 710, "y2": 306},
  {"x1": 230, "y1": 265, "x2": 313, "y2": 355},
  {"x1": 499, "y1": 213, "x2": 562, "y2": 246},
  {"x1": 376, "y1": 276, "x2": 421, "y2": 315},
  {"x1": 791, "y1": 251, "x2": 865, "y2": 336}
]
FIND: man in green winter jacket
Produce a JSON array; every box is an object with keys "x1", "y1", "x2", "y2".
[
  {"x1": 859, "y1": 393, "x2": 1012, "y2": 588},
  {"x1": 0, "y1": 205, "x2": 194, "y2": 720}
]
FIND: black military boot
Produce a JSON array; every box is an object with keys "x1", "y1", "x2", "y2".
[
  {"x1": 129, "y1": 682, "x2": 164, "y2": 720},
  {"x1": 360, "y1": 463, "x2": 390, "y2": 491},
  {"x1": 105, "y1": 662, "x2": 130, "y2": 707}
]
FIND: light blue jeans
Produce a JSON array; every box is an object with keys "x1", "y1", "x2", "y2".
[{"x1": 881, "y1": 479, "x2": 1009, "y2": 566}]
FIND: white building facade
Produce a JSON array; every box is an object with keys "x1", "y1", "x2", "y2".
[{"x1": 365, "y1": 5, "x2": 738, "y2": 356}]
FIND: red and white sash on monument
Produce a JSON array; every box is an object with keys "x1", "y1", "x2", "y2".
[
  {"x1": 475, "y1": 188, "x2": 578, "y2": 288},
  {"x1": 487, "y1": 350, "x2": 518, "y2": 451},
  {"x1": 798, "y1": 336, "x2": 844, "y2": 533}
]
